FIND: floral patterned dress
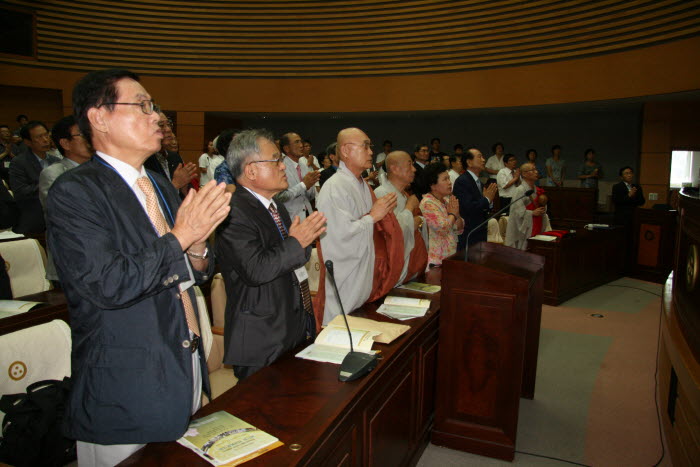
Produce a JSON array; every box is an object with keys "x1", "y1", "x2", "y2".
[{"x1": 419, "y1": 193, "x2": 464, "y2": 267}]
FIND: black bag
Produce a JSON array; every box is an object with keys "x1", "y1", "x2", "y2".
[{"x1": 0, "y1": 377, "x2": 76, "y2": 467}]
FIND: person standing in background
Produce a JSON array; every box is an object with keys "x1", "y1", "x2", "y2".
[
  {"x1": 578, "y1": 148, "x2": 603, "y2": 189},
  {"x1": 198, "y1": 140, "x2": 218, "y2": 185},
  {"x1": 545, "y1": 144, "x2": 566, "y2": 187}
]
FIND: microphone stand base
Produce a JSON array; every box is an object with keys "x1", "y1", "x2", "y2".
[{"x1": 339, "y1": 352, "x2": 378, "y2": 382}]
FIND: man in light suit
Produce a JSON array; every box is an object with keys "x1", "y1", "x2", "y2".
[
  {"x1": 274, "y1": 131, "x2": 320, "y2": 220},
  {"x1": 39, "y1": 115, "x2": 93, "y2": 283},
  {"x1": 9, "y1": 121, "x2": 61, "y2": 233},
  {"x1": 453, "y1": 147, "x2": 498, "y2": 250},
  {"x1": 216, "y1": 129, "x2": 326, "y2": 380},
  {"x1": 47, "y1": 68, "x2": 231, "y2": 466}
]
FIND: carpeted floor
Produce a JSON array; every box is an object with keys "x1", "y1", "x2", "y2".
[{"x1": 418, "y1": 277, "x2": 671, "y2": 466}]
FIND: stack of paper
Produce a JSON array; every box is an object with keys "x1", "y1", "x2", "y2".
[
  {"x1": 396, "y1": 282, "x2": 441, "y2": 294},
  {"x1": 177, "y1": 411, "x2": 282, "y2": 466},
  {"x1": 530, "y1": 234, "x2": 558, "y2": 242},
  {"x1": 376, "y1": 296, "x2": 430, "y2": 321}
]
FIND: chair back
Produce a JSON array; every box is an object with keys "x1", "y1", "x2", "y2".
[
  {"x1": 306, "y1": 247, "x2": 321, "y2": 293},
  {"x1": 210, "y1": 273, "x2": 226, "y2": 328},
  {"x1": 488, "y1": 218, "x2": 504, "y2": 243},
  {"x1": 0, "y1": 319, "x2": 71, "y2": 415},
  {"x1": 0, "y1": 239, "x2": 50, "y2": 297}
]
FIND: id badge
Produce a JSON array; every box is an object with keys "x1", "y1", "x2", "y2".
[{"x1": 294, "y1": 266, "x2": 309, "y2": 282}]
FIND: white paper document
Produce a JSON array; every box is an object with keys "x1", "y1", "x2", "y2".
[
  {"x1": 296, "y1": 325, "x2": 380, "y2": 364},
  {"x1": 376, "y1": 296, "x2": 431, "y2": 321}
]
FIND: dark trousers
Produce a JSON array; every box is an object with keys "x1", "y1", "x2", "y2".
[{"x1": 500, "y1": 197, "x2": 512, "y2": 216}]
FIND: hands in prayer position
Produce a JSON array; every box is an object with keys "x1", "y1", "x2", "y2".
[
  {"x1": 172, "y1": 162, "x2": 198, "y2": 189},
  {"x1": 369, "y1": 192, "x2": 397, "y2": 223},
  {"x1": 483, "y1": 183, "x2": 498, "y2": 202},
  {"x1": 303, "y1": 170, "x2": 321, "y2": 189}
]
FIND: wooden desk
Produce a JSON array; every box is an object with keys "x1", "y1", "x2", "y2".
[
  {"x1": 122, "y1": 270, "x2": 442, "y2": 466},
  {"x1": 0, "y1": 289, "x2": 68, "y2": 336},
  {"x1": 527, "y1": 227, "x2": 625, "y2": 305}
]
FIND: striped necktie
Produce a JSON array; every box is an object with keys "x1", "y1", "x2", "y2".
[
  {"x1": 136, "y1": 176, "x2": 200, "y2": 336},
  {"x1": 268, "y1": 204, "x2": 313, "y2": 315}
]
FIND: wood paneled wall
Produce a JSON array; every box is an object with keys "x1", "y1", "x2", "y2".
[
  {"x1": 2, "y1": 0, "x2": 699, "y2": 77},
  {"x1": 640, "y1": 101, "x2": 700, "y2": 208}
]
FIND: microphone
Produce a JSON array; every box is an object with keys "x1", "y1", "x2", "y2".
[
  {"x1": 464, "y1": 189, "x2": 535, "y2": 260},
  {"x1": 325, "y1": 260, "x2": 378, "y2": 382}
]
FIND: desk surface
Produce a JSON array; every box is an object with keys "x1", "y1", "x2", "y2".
[
  {"x1": 121, "y1": 270, "x2": 442, "y2": 466},
  {"x1": 0, "y1": 288, "x2": 67, "y2": 336}
]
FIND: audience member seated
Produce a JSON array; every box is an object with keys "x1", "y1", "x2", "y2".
[
  {"x1": 496, "y1": 153, "x2": 521, "y2": 215},
  {"x1": 216, "y1": 129, "x2": 325, "y2": 380},
  {"x1": 505, "y1": 162, "x2": 552, "y2": 250},
  {"x1": 275, "y1": 132, "x2": 319, "y2": 220},
  {"x1": 545, "y1": 144, "x2": 566, "y2": 187},
  {"x1": 526, "y1": 148, "x2": 546, "y2": 186},
  {"x1": 143, "y1": 112, "x2": 197, "y2": 196},
  {"x1": 0, "y1": 124, "x2": 21, "y2": 184},
  {"x1": 9, "y1": 121, "x2": 60, "y2": 234},
  {"x1": 38, "y1": 115, "x2": 92, "y2": 283},
  {"x1": 319, "y1": 142, "x2": 339, "y2": 188},
  {"x1": 454, "y1": 147, "x2": 498, "y2": 249},
  {"x1": 316, "y1": 127, "x2": 401, "y2": 326},
  {"x1": 375, "y1": 151, "x2": 428, "y2": 284},
  {"x1": 419, "y1": 162, "x2": 464, "y2": 268},
  {"x1": 578, "y1": 148, "x2": 603, "y2": 189}
]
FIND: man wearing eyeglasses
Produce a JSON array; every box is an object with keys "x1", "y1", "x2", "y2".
[
  {"x1": 46, "y1": 68, "x2": 231, "y2": 465},
  {"x1": 9, "y1": 120, "x2": 61, "y2": 233},
  {"x1": 275, "y1": 131, "x2": 320, "y2": 220},
  {"x1": 38, "y1": 115, "x2": 93, "y2": 284},
  {"x1": 216, "y1": 129, "x2": 327, "y2": 380},
  {"x1": 316, "y1": 127, "x2": 402, "y2": 326}
]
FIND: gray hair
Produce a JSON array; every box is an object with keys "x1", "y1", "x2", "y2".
[{"x1": 227, "y1": 128, "x2": 275, "y2": 180}]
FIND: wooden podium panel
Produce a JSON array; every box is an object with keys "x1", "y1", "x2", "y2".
[{"x1": 432, "y1": 243, "x2": 544, "y2": 461}]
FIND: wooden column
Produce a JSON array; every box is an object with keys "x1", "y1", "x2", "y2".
[{"x1": 175, "y1": 111, "x2": 204, "y2": 164}]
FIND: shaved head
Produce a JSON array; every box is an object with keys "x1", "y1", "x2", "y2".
[
  {"x1": 384, "y1": 150, "x2": 411, "y2": 174},
  {"x1": 337, "y1": 127, "x2": 373, "y2": 177},
  {"x1": 385, "y1": 150, "x2": 415, "y2": 187}
]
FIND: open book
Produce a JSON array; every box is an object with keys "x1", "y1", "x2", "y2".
[
  {"x1": 296, "y1": 323, "x2": 380, "y2": 365},
  {"x1": 177, "y1": 411, "x2": 282, "y2": 466},
  {"x1": 376, "y1": 296, "x2": 430, "y2": 321}
]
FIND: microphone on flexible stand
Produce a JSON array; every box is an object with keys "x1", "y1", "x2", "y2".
[
  {"x1": 325, "y1": 260, "x2": 378, "y2": 382},
  {"x1": 464, "y1": 189, "x2": 535, "y2": 261}
]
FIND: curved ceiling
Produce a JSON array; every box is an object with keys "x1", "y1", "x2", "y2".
[{"x1": 2, "y1": 0, "x2": 700, "y2": 78}]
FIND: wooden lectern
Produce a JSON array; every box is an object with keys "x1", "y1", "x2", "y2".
[{"x1": 432, "y1": 242, "x2": 544, "y2": 461}]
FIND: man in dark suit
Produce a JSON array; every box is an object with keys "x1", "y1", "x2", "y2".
[
  {"x1": 411, "y1": 143, "x2": 430, "y2": 200},
  {"x1": 612, "y1": 166, "x2": 645, "y2": 270},
  {"x1": 612, "y1": 166, "x2": 645, "y2": 227},
  {"x1": 143, "y1": 112, "x2": 197, "y2": 196},
  {"x1": 8, "y1": 121, "x2": 61, "y2": 233},
  {"x1": 216, "y1": 129, "x2": 326, "y2": 381},
  {"x1": 319, "y1": 142, "x2": 338, "y2": 188},
  {"x1": 453, "y1": 147, "x2": 498, "y2": 250},
  {"x1": 47, "y1": 69, "x2": 231, "y2": 465}
]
